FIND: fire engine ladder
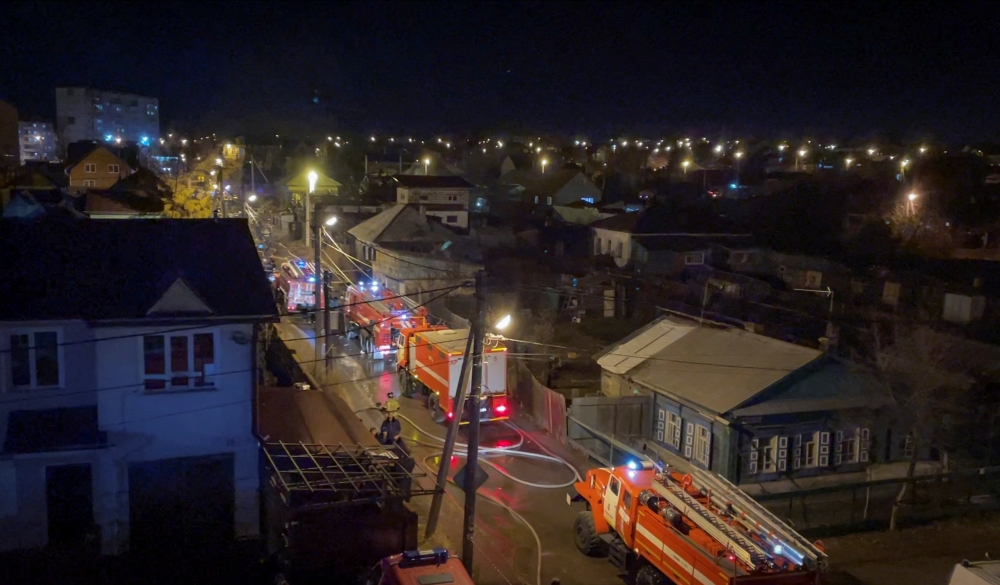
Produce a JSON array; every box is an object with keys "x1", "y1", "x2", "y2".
[
  {"x1": 652, "y1": 476, "x2": 767, "y2": 570},
  {"x1": 693, "y1": 471, "x2": 828, "y2": 569}
]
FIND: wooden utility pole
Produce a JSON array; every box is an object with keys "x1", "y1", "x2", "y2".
[{"x1": 461, "y1": 270, "x2": 488, "y2": 574}]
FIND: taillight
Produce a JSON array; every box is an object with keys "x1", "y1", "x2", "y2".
[
  {"x1": 446, "y1": 411, "x2": 454, "y2": 419},
  {"x1": 496, "y1": 404, "x2": 507, "y2": 414},
  {"x1": 494, "y1": 398, "x2": 508, "y2": 414}
]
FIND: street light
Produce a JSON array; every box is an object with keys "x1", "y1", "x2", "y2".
[
  {"x1": 307, "y1": 170, "x2": 318, "y2": 194},
  {"x1": 845, "y1": 157, "x2": 854, "y2": 169},
  {"x1": 423, "y1": 157, "x2": 431, "y2": 175},
  {"x1": 796, "y1": 149, "x2": 807, "y2": 171},
  {"x1": 248, "y1": 195, "x2": 258, "y2": 203},
  {"x1": 540, "y1": 158, "x2": 549, "y2": 173},
  {"x1": 325, "y1": 216, "x2": 337, "y2": 226},
  {"x1": 908, "y1": 192, "x2": 918, "y2": 202},
  {"x1": 682, "y1": 160, "x2": 691, "y2": 174},
  {"x1": 494, "y1": 314, "x2": 511, "y2": 331}
]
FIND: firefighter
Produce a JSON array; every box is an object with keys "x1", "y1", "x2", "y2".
[{"x1": 378, "y1": 393, "x2": 402, "y2": 446}]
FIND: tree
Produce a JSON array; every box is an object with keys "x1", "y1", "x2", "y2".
[
  {"x1": 164, "y1": 183, "x2": 214, "y2": 219},
  {"x1": 867, "y1": 323, "x2": 959, "y2": 530},
  {"x1": 885, "y1": 203, "x2": 954, "y2": 257}
]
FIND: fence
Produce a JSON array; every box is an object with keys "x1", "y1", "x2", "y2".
[
  {"x1": 566, "y1": 414, "x2": 646, "y2": 468},
  {"x1": 753, "y1": 465, "x2": 1000, "y2": 537},
  {"x1": 565, "y1": 394, "x2": 653, "y2": 467},
  {"x1": 513, "y1": 362, "x2": 567, "y2": 442}
]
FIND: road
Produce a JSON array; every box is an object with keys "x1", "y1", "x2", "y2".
[{"x1": 275, "y1": 316, "x2": 622, "y2": 585}]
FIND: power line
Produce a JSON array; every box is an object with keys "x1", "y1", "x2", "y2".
[{"x1": 0, "y1": 284, "x2": 467, "y2": 356}]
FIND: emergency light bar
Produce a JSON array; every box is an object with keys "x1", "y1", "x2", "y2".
[{"x1": 400, "y1": 548, "x2": 450, "y2": 568}]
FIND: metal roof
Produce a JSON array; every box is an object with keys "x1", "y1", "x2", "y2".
[
  {"x1": 347, "y1": 204, "x2": 458, "y2": 245},
  {"x1": 598, "y1": 316, "x2": 822, "y2": 415}
]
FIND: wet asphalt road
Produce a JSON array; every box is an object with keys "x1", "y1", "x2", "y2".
[{"x1": 276, "y1": 318, "x2": 623, "y2": 585}]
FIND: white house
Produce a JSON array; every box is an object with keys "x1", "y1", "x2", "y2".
[
  {"x1": 0, "y1": 216, "x2": 278, "y2": 556},
  {"x1": 497, "y1": 168, "x2": 602, "y2": 207},
  {"x1": 394, "y1": 175, "x2": 475, "y2": 229}
]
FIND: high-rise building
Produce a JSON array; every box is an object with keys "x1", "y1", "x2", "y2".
[
  {"x1": 55, "y1": 87, "x2": 159, "y2": 149},
  {"x1": 19, "y1": 120, "x2": 59, "y2": 163}
]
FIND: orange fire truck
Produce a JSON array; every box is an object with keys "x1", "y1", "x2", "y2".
[
  {"x1": 569, "y1": 460, "x2": 827, "y2": 585},
  {"x1": 343, "y1": 283, "x2": 428, "y2": 358},
  {"x1": 275, "y1": 260, "x2": 320, "y2": 313},
  {"x1": 396, "y1": 327, "x2": 510, "y2": 424}
]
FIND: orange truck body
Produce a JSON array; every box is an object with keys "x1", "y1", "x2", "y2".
[
  {"x1": 397, "y1": 327, "x2": 510, "y2": 424},
  {"x1": 343, "y1": 284, "x2": 427, "y2": 357},
  {"x1": 569, "y1": 462, "x2": 826, "y2": 585},
  {"x1": 376, "y1": 548, "x2": 475, "y2": 585},
  {"x1": 276, "y1": 260, "x2": 319, "y2": 312}
]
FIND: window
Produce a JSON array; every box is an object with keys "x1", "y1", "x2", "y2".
[
  {"x1": 84, "y1": 163, "x2": 96, "y2": 173},
  {"x1": 143, "y1": 332, "x2": 215, "y2": 391},
  {"x1": 666, "y1": 412, "x2": 682, "y2": 449},
  {"x1": 684, "y1": 252, "x2": 705, "y2": 265},
  {"x1": 108, "y1": 164, "x2": 120, "y2": 174},
  {"x1": 546, "y1": 196, "x2": 553, "y2": 206},
  {"x1": 763, "y1": 441, "x2": 776, "y2": 473},
  {"x1": 622, "y1": 490, "x2": 632, "y2": 511},
  {"x1": 581, "y1": 197, "x2": 595, "y2": 204},
  {"x1": 83, "y1": 180, "x2": 96, "y2": 187},
  {"x1": 793, "y1": 434, "x2": 802, "y2": 469},
  {"x1": 615, "y1": 241, "x2": 623, "y2": 258},
  {"x1": 9, "y1": 331, "x2": 61, "y2": 389},
  {"x1": 695, "y1": 425, "x2": 711, "y2": 466},
  {"x1": 749, "y1": 439, "x2": 759, "y2": 474},
  {"x1": 609, "y1": 476, "x2": 620, "y2": 496},
  {"x1": 446, "y1": 215, "x2": 458, "y2": 223},
  {"x1": 684, "y1": 423, "x2": 694, "y2": 458}
]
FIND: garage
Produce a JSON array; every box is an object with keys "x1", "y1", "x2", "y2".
[{"x1": 128, "y1": 453, "x2": 235, "y2": 561}]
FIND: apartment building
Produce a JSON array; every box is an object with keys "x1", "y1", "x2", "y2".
[
  {"x1": 55, "y1": 87, "x2": 159, "y2": 148},
  {"x1": 19, "y1": 121, "x2": 59, "y2": 163}
]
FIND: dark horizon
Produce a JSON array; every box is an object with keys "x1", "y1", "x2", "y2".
[{"x1": 3, "y1": 1, "x2": 999, "y2": 142}]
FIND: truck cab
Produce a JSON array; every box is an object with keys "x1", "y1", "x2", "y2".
[{"x1": 371, "y1": 548, "x2": 475, "y2": 585}]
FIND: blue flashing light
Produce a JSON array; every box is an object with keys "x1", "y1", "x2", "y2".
[
  {"x1": 307, "y1": 276, "x2": 316, "y2": 283},
  {"x1": 371, "y1": 282, "x2": 379, "y2": 291},
  {"x1": 730, "y1": 183, "x2": 738, "y2": 189},
  {"x1": 140, "y1": 136, "x2": 150, "y2": 146},
  {"x1": 773, "y1": 544, "x2": 783, "y2": 555},
  {"x1": 296, "y1": 260, "x2": 306, "y2": 268},
  {"x1": 627, "y1": 460, "x2": 639, "y2": 470},
  {"x1": 104, "y1": 134, "x2": 113, "y2": 142},
  {"x1": 628, "y1": 470, "x2": 636, "y2": 479}
]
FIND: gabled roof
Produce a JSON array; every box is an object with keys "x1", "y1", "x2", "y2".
[
  {"x1": 394, "y1": 175, "x2": 474, "y2": 189},
  {"x1": 64, "y1": 144, "x2": 123, "y2": 173},
  {"x1": 106, "y1": 166, "x2": 168, "y2": 194},
  {"x1": 348, "y1": 204, "x2": 459, "y2": 245},
  {"x1": 497, "y1": 168, "x2": 589, "y2": 199},
  {"x1": 8, "y1": 162, "x2": 69, "y2": 189},
  {"x1": 591, "y1": 211, "x2": 641, "y2": 231},
  {"x1": 596, "y1": 316, "x2": 822, "y2": 416},
  {"x1": 0, "y1": 216, "x2": 279, "y2": 321}
]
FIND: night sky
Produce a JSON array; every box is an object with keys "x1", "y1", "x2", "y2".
[{"x1": 3, "y1": 1, "x2": 998, "y2": 140}]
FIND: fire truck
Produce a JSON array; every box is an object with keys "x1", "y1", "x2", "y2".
[
  {"x1": 569, "y1": 460, "x2": 827, "y2": 585},
  {"x1": 275, "y1": 260, "x2": 320, "y2": 313},
  {"x1": 343, "y1": 282, "x2": 428, "y2": 358},
  {"x1": 368, "y1": 548, "x2": 475, "y2": 585},
  {"x1": 396, "y1": 327, "x2": 510, "y2": 424}
]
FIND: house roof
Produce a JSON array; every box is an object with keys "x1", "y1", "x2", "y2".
[
  {"x1": 596, "y1": 316, "x2": 822, "y2": 416},
  {"x1": 591, "y1": 204, "x2": 746, "y2": 237},
  {"x1": 394, "y1": 175, "x2": 474, "y2": 189},
  {"x1": 64, "y1": 144, "x2": 122, "y2": 173},
  {"x1": 8, "y1": 162, "x2": 69, "y2": 189},
  {"x1": 729, "y1": 362, "x2": 891, "y2": 417},
  {"x1": 497, "y1": 168, "x2": 588, "y2": 199},
  {"x1": 635, "y1": 234, "x2": 754, "y2": 252},
  {"x1": 591, "y1": 211, "x2": 641, "y2": 231},
  {"x1": 347, "y1": 204, "x2": 459, "y2": 245},
  {"x1": 0, "y1": 216, "x2": 279, "y2": 321}
]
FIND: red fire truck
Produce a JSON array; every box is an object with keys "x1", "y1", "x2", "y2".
[
  {"x1": 569, "y1": 460, "x2": 827, "y2": 585},
  {"x1": 275, "y1": 260, "x2": 320, "y2": 313},
  {"x1": 343, "y1": 283, "x2": 428, "y2": 358},
  {"x1": 396, "y1": 327, "x2": 509, "y2": 424},
  {"x1": 369, "y1": 548, "x2": 474, "y2": 585}
]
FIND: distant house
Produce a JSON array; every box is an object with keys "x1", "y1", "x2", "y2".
[
  {"x1": 497, "y1": 168, "x2": 602, "y2": 207},
  {"x1": 0, "y1": 216, "x2": 278, "y2": 555},
  {"x1": 394, "y1": 175, "x2": 475, "y2": 229},
  {"x1": 1, "y1": 162, "x2": 73, "y2": 211},
  {"x1": 64, "y1": 144, "x2": 131, "y2": 193},
  {"x1": 86, "y1": 167, "x2": 169, "y2": 218},
  {"x1": 595, "y1": 315, "x2": 891, "y2": 483},
  {"x1": 347, "y1": 204, "x2": 481, "y2": 297},
  {"x1": 590, "y1": 205, "x2": 752, "y2": 275},
  {"x1": 282, "y1": 168, "x2": 341, "y2": 205}
]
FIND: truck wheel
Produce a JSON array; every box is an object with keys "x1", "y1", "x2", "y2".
[
  {"x1": 635, "y1": 565, "x2": 669, "y2": 585},
  {"x1": 573, "y1": 511, "x2": 608, "y2": 557}
]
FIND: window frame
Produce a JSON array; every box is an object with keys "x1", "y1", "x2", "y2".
[
  {"x1": 84, "y1": 163, "x2": 96, "y2": 173},
  {"x1": 108, "y1": 164, "x2": 120, "y2": 174},
  {"x1": 140, "y1": 330, "x2": 219, "y2": 392},
  {"x1": 666, "y1": 412, "x2": 682, "y2": 449},
  {"x1": 5, "y1": 327, "x2": 64, "y2": 391},
  {"x1": 684, "y1": 251, "x2": 706, "y2": 265},
  {"x1": 695, "y1": 424, "x2": 711, "y2": 467},
  {"x1": 83, "y1": 180, "x2": 96, "y2": 187}
]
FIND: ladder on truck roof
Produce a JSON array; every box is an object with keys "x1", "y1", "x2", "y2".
[
  {"x1": 691, "y1": 470, "x2": 828, "y2": 570},
  {"x1": 652, "y1": 475, "x2": 768, "y2": 570}
]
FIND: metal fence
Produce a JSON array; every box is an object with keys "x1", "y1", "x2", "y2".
[
  {"x1": 566, "y1": 415, "x2": 647, "y2": 467},
  {"x1": 754, "y1": 466, "x2": 1000, "y2": 537},
  {"x1": 513, "y1": 362, "x2": 567, "y2": 442}
]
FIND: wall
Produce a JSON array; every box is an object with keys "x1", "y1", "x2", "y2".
[
  {"x1": 372, "y1": 247, "x2": 480, "y2": 299},
  {"x1": 397, "y1": 187, "x2": 469, "y2": 206},
  {"x1": 553, "y1": 173, "x2": 602, "y2": 205},
  {"x1": 68, "y1": 148, "x2": 131, "y2": 191},
  {"x1": 0, "y1": 101, "x2": 21, "y2": 168},
  {"x1": 93, "y1": 322, "x2": 259, "y2": 553},
  {"x1": 57, "y1": 88, "x2": 159, "y2": 146},
  {"x1": 424, "y1": 209, "x2": 469, "y2": 229},
  {"x1": 593, "y1": 228, "x2": 633, "y2": 267},
  {"x1": 0, "y1": 320, "x2": 102, "y2": 552}
]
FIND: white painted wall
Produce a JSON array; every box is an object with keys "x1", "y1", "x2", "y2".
[
  {"x1": 93, "y1": 322, "x2": 259, "y2": 553},
  {"x1": 593, "y1": 228, "x2": 633, "y2": 267}
]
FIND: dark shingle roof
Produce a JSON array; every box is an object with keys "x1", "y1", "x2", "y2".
[
  {"x1": 0, "y1": 216, "x2": 279, "y2": 321},
  {"x1": 394, "y1": 175, "x2": 474, "y2": 189}
]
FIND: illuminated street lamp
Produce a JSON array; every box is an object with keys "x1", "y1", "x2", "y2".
[
  {"x1": 540, "y1": 158, "x2": 549, "y2": 174},
  {"x1": 796, "y1": 149, "x2": 807, "y2": 171},
  {"x1": 307, "y1": 170, "x2": 318, "y2": 194},
  {"x1": 494, "y1": 314, "x2": 511, "y2": 331},
  {"x1": 867, "y1": 148, "x2": 876, "y2": 156},
  {"x1": 423, "y1": 157, "x2": 431, "y2": 175},
  {"x1": 919, "y1": 146, "x2": 928, "y2": 155},
  {"x1": 682, "y1": 160, "x2": 691, "y2": 174},
  {"x1": 325, "y1": 216, "x2": 337, "y2": 226},
  {"x1": 714, "y1": 144, "x2": 723, "y2": 154},
  {"x1": 248, "y1": 195, "x2": 258, "y2": 203},
  {"x1": 845, "y1": 157, "x2": 854, "y2": 170},
  {"x1": 907, "y1": 191, "x2": 919, "y2": 216},
  {"x1": 900, "y1": 158, "x2": 910, "y2": 181}
]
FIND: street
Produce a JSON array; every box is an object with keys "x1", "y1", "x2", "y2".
[{"x1": 275, "y1": 317, "x2": 622, "y2": 585}]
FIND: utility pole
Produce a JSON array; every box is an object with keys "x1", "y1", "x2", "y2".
[
  {"x1": 461, "y1": 270, "x2": 488, "y2": 574},
  {"x1": 424, "y1": 329, "x2": 475, "y2": 540},
  {"x1": 323, "y1": 269, "x2": 333, "y2": 363},
  {"x1": 313, "y1": 203, "x2": 323, "y2": 360}
]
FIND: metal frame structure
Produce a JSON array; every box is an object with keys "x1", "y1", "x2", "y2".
[{"x1": 262, "y1": 441, "x2": 434, "y2": 509}]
